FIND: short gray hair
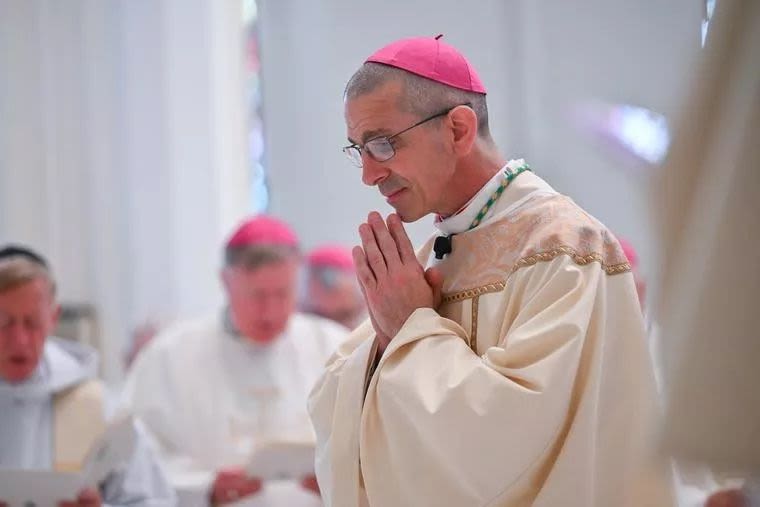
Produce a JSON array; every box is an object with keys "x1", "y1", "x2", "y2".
[
  {"x1": 224, "y1": 244, "x2": 300, "y2": 270},
  {"x1": 0, "y1": 256, "x2": 56, "y2": 296},
  {"x1": 345, "y1": 62, "x2": 492, "y2": 140}
]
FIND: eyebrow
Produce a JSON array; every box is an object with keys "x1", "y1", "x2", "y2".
[{"x1": 347, "y1": 128, "x2": 393, "y2": 146}]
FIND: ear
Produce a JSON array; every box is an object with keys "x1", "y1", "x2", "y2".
[
  {"x1": 220, "y1": 268, "x2": 233, "y2": 291},
  {"x1": 448, "y1": 105, "x2": 478, "y2": 156},
  {"x1": 51, "y1": 303, "x2": 62, "y2": 329}
]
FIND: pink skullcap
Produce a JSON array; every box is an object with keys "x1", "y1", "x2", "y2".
[
  {"x1": 226, "y1": 215, "x2": 298, "y2": 249},
  {"x1": 365, "y1": 34, "x2": 486, "y2": 94},
  {"x1": 307, "y1": 245, "x2": 355, "y2": 272},
  {"x1": 618, "y1": 238, "x2": 639, "y2": 269}
]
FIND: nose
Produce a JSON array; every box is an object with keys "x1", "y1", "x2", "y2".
[
  {"x1": 361, "y1": 154, "x2": 388, "y2": 187},
  {"x1": 5, "y1": 321, "x2": 32, "y2": 348}
]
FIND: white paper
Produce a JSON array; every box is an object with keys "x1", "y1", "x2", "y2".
[
  {"x1": 0, "y1": 469, "x2": 83, "y2": 506},
  {"x1": 246, "y1": 439, "x2": 315, "y2": 481},
  {"x1": 82, "y1": 415, "x2": 138, "y2": 484},
  {"x1": 0, "y1": 416, "x2": 137, "y2": 506}
]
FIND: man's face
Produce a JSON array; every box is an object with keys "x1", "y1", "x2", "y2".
[
  {"x1": 0, "y1": 278, "x2": 59, "y2": 383},
  {"x1": 345, "y1": 80, "x2": 457, "y2": 222},
  {"x1": 223, "y1": 260, "x2": 299, "y2": 344},
  {"x1": 307, "y1": 272, "x2": 365, "y2": 329}
]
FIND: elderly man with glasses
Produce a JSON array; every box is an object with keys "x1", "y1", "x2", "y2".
[{"x1": 308, "y1": 35, "x2": 673, "y2": 507}]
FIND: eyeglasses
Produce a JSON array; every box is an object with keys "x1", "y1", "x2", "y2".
[{"x1": 342, "y1": 103, "x2": 470, "y2": 168}]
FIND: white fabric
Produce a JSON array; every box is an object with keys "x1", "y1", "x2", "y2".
[
  {"x1": 122, "y1": 312, "x2": 346, "y2": 506},
  {"x1": 434, "y1": 159, "x2": 549, "y2": 236},
  {"x1": 310, "y1": 172, "x2": 672, "y2": 506},
  {"x1": 653, "y1": 0, "x2": 760, "y2": 503},
  {"x1": 0, "y1": 338, "x2": 175, "y2": 506},
  {"x1": 655, "y1": 0, "x2": 760, "y2": 477}
]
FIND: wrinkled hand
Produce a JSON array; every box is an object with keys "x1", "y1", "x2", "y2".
[
  {"x1": 354, "y1": 212, "x2": 443, "y2": 353},
  {"x1": 300, "y1": 474, "x2": 320, "y2": 496},
  {"x1": 58, "y1": 488, "x2": 102, "y2": 507},
  {"x1": 705, "y1": 488, "x2": 748, "y2": 507},
  {"x1": 210, "y1": 467, "x2": 262, "y2": 505}
]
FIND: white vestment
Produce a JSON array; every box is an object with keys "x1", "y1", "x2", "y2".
[
  {"x1": 309, "y1": 163, "x2": 674, "y2": 506},
  {"x1": 0, "y1": 337, "x2": 176, "y2": 506},
  {"x1": 122, "y1": 312, "x2": 346, "y2": 506}
]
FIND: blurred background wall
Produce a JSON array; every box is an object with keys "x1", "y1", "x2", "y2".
[{"x1": 0, "y1": 0, "x2": 704, "y2": 382}]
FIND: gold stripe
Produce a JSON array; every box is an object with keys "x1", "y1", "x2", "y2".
[
  {"x1": 470, "y1": 295, "x2": 480, "y2": 355},
  {"x1": 440, "y1": 246, "x2": 630, "y2": 305},
  {"x1": 442, "y1": 281, "x2": 506, "y2": 304},
  {"x1": 512, "y1": 246, "x2": 631, "y2": 276}
]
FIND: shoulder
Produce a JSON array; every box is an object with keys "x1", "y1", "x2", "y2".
[
  {"x1": 148, "y1": 314, "x2": 220, "y2": 351},
  {"x1": 45, "y1": 337, "x2": 99, "y2": 392},
  {"x1": 508, "y1": 194, "x2": 630, "y2": 276},
  {"x1": 481, "y1": 192, "x2": 630, "y2": 277},
  {"x1": 289, "y1": 313, "x2": 350, "y2": 339},
  {"x1": 129, "y1": 315, "x2": 220, "y2": 376},
  {"x1": 439, "y1": 194, "x2": 630, "y2": 295},
  {"x1": 286, "y1": 313, "x2": 350, "y2": 356}
]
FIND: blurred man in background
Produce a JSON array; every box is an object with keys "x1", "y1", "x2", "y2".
[
  {"x1": 0, "y1": 245, "x2": 175, "y2": 507},
  {"x1": 122, "y1": 216, "x2": 347, "y2": 506},
  {"x1": 301, "y1": 245, "x2": 365, "y2": 330},
  {"x1": 653, "y1": 1, "x2": 760, "y2": 505}
]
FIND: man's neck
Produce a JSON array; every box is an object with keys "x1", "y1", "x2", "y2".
[{"x1": 438, "y1": 146, "x2": 506, "y2": 218}]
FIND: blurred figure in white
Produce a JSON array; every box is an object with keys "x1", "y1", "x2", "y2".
[
  {"x1": 124, "y1": 320, "x2": 164, "y2": 372},
  {"x1": 122, "y1": 216, "x2": 347, "y2": 506},
  {"x1": 301, "y1": 245, "x2": 365, "y2": 330},
  {"x1": 619, "y1": 238, "x2": 723, "y2": 507},
  {"x1": 618, "y1": 239, "x2": 646, "y2": 308},
  {"x1": 0, "y1": 245, "x2": 176, "y2": 507},
  {"x1": 652, "y1": 0, "x2": 760, "y2": 505}
]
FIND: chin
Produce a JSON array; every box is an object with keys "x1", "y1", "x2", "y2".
[
  {"x1": 1, "y1": 366, "x2": 34, "y2": 384},
  {"x1": 247, "y1": 334, "x2": 277, "y2": 345},
  {"x1": 396, "y1": 208, "x2": 427, "y2": 223},
  {"x1": 246, "y1": 327, "x2": 285, "y2": 344}
]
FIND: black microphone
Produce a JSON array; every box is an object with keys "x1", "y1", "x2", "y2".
[{"x1": 433, "y1": 235, "x2": 454, "y2": 260}]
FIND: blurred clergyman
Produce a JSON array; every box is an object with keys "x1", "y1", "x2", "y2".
[
  {"x1": 301, "y1": 245, "x2": 365, "y2": 330},
  {"x1": 653, "y1": 0, "x2": 760, "y2": 505},
  {"x1": 122, "y1": 216, "x2": 347, "y2": 506},
  {"x1": 0, "y1": 245, "x2": 175, "y2": 507}
]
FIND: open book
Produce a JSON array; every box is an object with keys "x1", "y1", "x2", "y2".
[
  {"x1": 0, "y1": 415, "x2": 137, "y2": 507},
  {"x1": 246, "y1": 438, "x2": 316, "y2": 481}
]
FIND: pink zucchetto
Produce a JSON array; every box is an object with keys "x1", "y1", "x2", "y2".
[
  {"x1": 226, "y1": 215, "x2": 299, "y2": 249},
  {"x1": 307, "y1": 245, "x2": 355, "y2": 272},
  {"x1": 365, "y1": 34, "x2": 486, "y2": 94}
]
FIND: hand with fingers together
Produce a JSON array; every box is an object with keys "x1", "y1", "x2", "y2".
[
  {"x1": 210, "y1": 467, "x2": 262, "y2": 505},
  {"x1": 353, "y1": 212, "x2": 443, "y2": 355}
]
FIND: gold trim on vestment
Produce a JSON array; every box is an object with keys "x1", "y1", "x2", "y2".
[
  {"x1": 442, "y1": 282, "x2": 506, "y2": 304},
  {"x1": 440, "y1": 247, "x2": 631, "y2": 305},
  {"x1": 513, "y1": 246, "x2": 631, "y2": 276},
  {"x1": 470, "y1": 295, "x2": 480, "y2": 354}
]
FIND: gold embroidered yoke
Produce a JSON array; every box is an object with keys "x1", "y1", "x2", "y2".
[
  {"x1": 430, "y1": 191, "x2": 630, "y2": 356},
  {"x1": 308, "y1": 173, "x2": 670, "y2": 507}
]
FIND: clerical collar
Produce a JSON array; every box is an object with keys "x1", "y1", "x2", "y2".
[
  {"x1": 435, "y1": 159, "x2": 529, "y2": 236},
  {"x1": 432, "y1": 160, "x2": 530, "y2": 260}
]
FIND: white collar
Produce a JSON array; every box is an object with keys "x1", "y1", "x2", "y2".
[{"x1": 434, "y1": 159, "x2": 527, "y2": 236}]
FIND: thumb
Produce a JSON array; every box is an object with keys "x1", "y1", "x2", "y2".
[{"x1": 424, "y1": 267, "x2": 444, "y2": 308}]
